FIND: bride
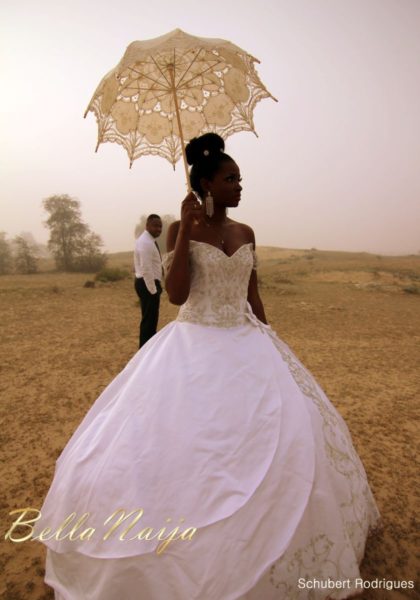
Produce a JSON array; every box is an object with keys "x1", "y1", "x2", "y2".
[{"x1": 35, "y1": 133, "x2": 380, "y2": 599}]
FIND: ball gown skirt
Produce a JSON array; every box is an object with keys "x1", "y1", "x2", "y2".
[{"x1": 35, "y1": 241, "x2": 380, "y2": 599}]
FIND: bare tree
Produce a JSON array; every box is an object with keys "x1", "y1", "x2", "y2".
[
  {"x1": 14, "y1": 235, "x2": 39, "y2": 274},
  {"x1": 0, "y1": 232, "x2": 12, "y2": 275},
  {"x1": 43, "y1": 194, "x2": 106, "y2": 272}
]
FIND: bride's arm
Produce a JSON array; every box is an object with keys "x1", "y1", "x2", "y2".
[
  {"x1": 246, "y1": 228, "x2": 268, "y2": 324},
  {"x1": 165, "y1": 221, "x2": 190, "y2": 305},
  {"x1": 165, "y1": 192, "x2": 201, "y2": 305},
  {"x1": 247, "y1": 270, "x2": 267, "y2": 324}
]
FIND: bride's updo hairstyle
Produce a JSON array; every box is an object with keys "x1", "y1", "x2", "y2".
[{"x1": 185, "y1": 133, "x2": 234, "y2": 198}]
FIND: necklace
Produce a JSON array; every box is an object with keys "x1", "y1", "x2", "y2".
[{"x1": 203, "y1": 217, "x2": 226, "y2": 247}]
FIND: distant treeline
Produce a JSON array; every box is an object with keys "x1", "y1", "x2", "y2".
[{"x1": 0, "y1": 195, "x2": 176, "y2": 275}]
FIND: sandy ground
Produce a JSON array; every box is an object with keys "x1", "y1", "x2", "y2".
[{"x1": 0, "y1": 248, "x2": 419, "y2": 599}]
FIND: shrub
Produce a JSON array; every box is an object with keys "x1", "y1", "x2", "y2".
[
  {"x1": 95, "y1": 267, "x2": 130, "y2": 283},
  {"x1": 403, "y1": 285, "x2": 420, "y2": 295}
]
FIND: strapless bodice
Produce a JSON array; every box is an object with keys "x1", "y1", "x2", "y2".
[{"x1": 163, "y1": 241, "x2": 257, "y2": 328}]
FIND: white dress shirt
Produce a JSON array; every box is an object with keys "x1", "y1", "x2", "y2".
[{"x1": 134, "y1": 230, "x2": 162, "y2": 294}]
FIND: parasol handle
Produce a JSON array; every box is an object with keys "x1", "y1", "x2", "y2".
[{"x1": 168, "y1": 65, "x2": 192, "y2": 193}]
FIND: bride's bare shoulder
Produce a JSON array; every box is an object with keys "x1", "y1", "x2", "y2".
[{"x1": 227, "y1": 220, "x2": 255, "y2": 244}]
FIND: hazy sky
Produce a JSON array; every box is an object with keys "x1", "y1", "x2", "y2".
[{"x1": 1, "y1": 0, "x2": 419, "y2": 255}]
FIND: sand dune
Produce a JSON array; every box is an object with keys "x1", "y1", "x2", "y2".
[{"x1": 1, "y1": 248, "x2": 419, "y2": 599}]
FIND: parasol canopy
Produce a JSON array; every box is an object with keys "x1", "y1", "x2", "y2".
[{"x1": 85, "y1": 28, "x2": 277, "y2": 185}]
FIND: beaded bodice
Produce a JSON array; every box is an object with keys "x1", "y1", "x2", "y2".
[{"x1": 162, "y1": 241, "x2": 257, "y2": 328}]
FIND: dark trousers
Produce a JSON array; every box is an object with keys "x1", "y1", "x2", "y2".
[{"x1": 134, "y1": 278, "x2": 162, "y2": 348}]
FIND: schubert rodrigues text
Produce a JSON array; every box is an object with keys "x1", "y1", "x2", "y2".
[
  {"x1": 5, "y1": 508, "x2": 197, "y2": 554},
  {"x1": 298, "y1": 578, "x2": 415, "y2": 592}
]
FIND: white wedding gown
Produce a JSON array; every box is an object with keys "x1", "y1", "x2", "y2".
[{"x1": 36, "y1": 241, "x2": 380, "y2": 600}]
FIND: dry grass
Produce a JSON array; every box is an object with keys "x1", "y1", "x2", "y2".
[{"x1": 1, "y1": 248, "x2": 419, "y2": 599}]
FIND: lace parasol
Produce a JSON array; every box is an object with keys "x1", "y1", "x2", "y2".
[{"x1": 84, "y1": 28, "x2": 277, "y2": 186}]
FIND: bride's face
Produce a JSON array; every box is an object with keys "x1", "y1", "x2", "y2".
[{"x1": 207, "y1": 160, "x2": 242, "y2": 208}]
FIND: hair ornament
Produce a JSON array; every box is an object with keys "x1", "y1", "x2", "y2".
[{"x1": 203, "y1": 150, "x2": 210, "y2": 156}]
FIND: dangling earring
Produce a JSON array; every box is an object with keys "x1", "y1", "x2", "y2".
[{"x1": 205, "y1": 190, "x2": 214, "y2": 218}]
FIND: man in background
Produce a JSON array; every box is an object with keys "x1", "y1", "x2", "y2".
[{"x1": 134, "y1": 214, "x2": 163, "y2": 348}]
